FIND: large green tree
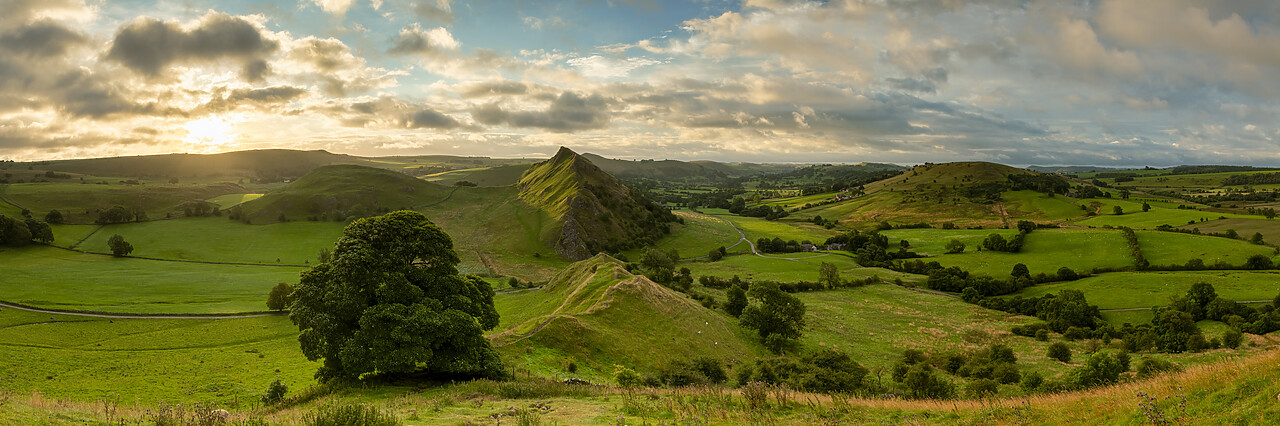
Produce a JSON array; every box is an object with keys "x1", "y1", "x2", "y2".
[{"x1": 289, "y1": 210, "x2": 503, "y2": 381}]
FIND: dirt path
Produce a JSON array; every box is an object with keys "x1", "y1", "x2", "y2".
[
  {"x1": 0, "y1": 301, "x2": 287, "y2": 320},
  {"x1": 477, "y1": 251, "x2": 501, "y2": 275}
]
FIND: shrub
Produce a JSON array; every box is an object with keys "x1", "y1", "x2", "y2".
[
  {"x1": 1223, "y1": 328, "x2": 1244, "y2": 349},
  {"x1": 903, "y1": 364, "x2": 955, "y2": 399},
  {"x1": 965, "y1": 379, "x2": 998, "y2": 398},
  {"x1": 1135, "y1": 357, "x2": 1181, "y2": 379},
  {"x1": 1073, "y1": 352, "x2": 1126, "y2": 387},
  {"x1": 1020, "y1": 371, "x2": 1043, "y2": 391},
  {"x1": 1047, "y1": 343, "x2": 1071, "y2": 363},
  {"x1": 614, "y1": 365, "x2": 643, "y2": 389},
  {"x1": 1035, "y1": 329, "x2": 1050, "y2": 342},
  {"x1": 266, "y1": 282, "x2": 295, "y2": 311},
  {"x1": 262, "y1": 378, "x2": 288, "y2": 405}
]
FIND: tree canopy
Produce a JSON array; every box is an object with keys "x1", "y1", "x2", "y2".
[{"x1": 289, "y1": 210, "x2": 504, "y2": 381}]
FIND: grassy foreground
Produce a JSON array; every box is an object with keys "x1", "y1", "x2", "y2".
[{"x1": 3, "y1": 347, "x2": 1279, "y2": 424}]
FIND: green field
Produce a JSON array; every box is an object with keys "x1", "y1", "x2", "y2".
[
  {"x1": 1013, "y1": 271, "x2": 1280, "y2": 311},
  {"x1": 881, "y1": 228, "x2": 1021, "y2": 256},
  {"x1": 706, "y1": 212, "x2": 838, "y2": 245},
  {"x1": 0, "y1": 246, "x2": 301, "y2": 313},
  {"x1": 624, "y1": 212, "x2": 742, "y2": 259},
  {"x1": 77, "y1": 217, "x2": 344, "y2": 265},
  {"x1": 1075, "y1": 198, "x2": 1253, "y2": 228},
  {"x1": 424, "y1": 164, "x2": 530, "y2": 186},
  {"x1": 1180, "y1": 218, "x2": 1280, "y2": 248},
  {"x1": 919, "y1": 228, "x2": 1134, "y2": 277},
  {"x1": 206, "y1": 193, "x2": 263, "y2": 207},
  {"x1": 0, "y1": 309, "x2": 315, "y2": 405},
  {"x1": 1137, "y1": 230, "x2": 1275, "y2": 267},
  {"x1": 1003, "y1": 190, "x2": 1085, "y2": 221},
  {"x1": 418, "y1": 186, "x2": 568, "y2": 281},
  {"x1": 3, "y1": 182, "x2": 245, "y2": 223}
]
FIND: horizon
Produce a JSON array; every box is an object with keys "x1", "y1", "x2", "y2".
[{"x1": 3, "y1": 1, "x2": 1280, "y2": 166}]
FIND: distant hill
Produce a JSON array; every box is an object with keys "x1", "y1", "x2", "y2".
[
  {"x1": 760, "y1": 163, "x2": 906, "y2": 186},
  {"x1": 803, "y1": 161, "x2": 1076, "y2": 227},
  {"x1": 492, "y1": 254, "x2": 757, "y2": 372},
  {"x1": 579, "y1": 153, "x2": 727, "y2": 182},
  {"x1": 29, "y1": 149, "x2": 366, "y2": 181},
  {"x1": 237, "y1": 165, "x2": 448, "y2": 223},
  {"x1": 518, "y1": 147, "x2": 680, "y2": 260},
  {"x1": 1027, "y1": 165, "x2": 1126, "y2": 174},
  {"x1": 690, "y1": 160, "x2": 800, "y2": 178},
  {"x1": 424, "y1": 164, "x2": 533, "y2": 187}
]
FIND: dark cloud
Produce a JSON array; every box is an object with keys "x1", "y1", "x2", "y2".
[
  {"x1": 461, "y1": 81, "x2": 528, "y2": 98},
  {"x1": 406, "y1": 108, "x2": 460, "y2": 129},
  {"x1": 196, "y1": 85, "x2": 307, "y2": 114},
  {"x1": 0, "y1": 20, "x2": 87, "y2": 58},
  {"x1": 411, "y1": 0, "x2": 455, "y2": 24},
  {"x1": 471, "y1": 92, "x2": 612, "y2": 132},
  {"x1": 321, "y1": 96, "x2": 462, "y2": 130},
  {"x1": 106, "y1": 12, "x2": 279, "y2": 81},
  {"x1": 886, "y1": 77, "x2": 938, "y2": 93},
  {"x1": 0, "y1": 0, "x2": 85, "y2": 27}
]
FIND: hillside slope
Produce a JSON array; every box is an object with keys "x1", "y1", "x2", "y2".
[
  {"x1": 30, "y1": 149, "x2": 365, "y2": 180},
  {"x1": 237, "y1": 165, "x2": 447, "y2": 223},
  {"x1": 518, "y1": 147, "x2": 680, "y2": 260},
  {"x1": 804, "y1": 161, "x2": 1074, "y2": 227},
  {"x1": 581, "y1": 153, "x2": 727, "y2": 182},
  {"x1": 492, "y1": 254, "x2": 759, "y2": 375}
]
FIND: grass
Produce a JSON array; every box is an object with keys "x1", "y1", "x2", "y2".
[
  {"x1": 3, "y1": 181, "x2": 245, "y2": 224},
  {"x1": 1136, "y1": 230, "x2": 1275, "y2": 267},
  {"x1": 76, "y1": 217, "x2": 344, "y2": 265},
  {"x1": 681, "y1": 252, "x2": 922, "y2": 284},
  {"x1": 0, "y1": 246, "x2": 302, "y2": 313},
  {"x1": 1003, "y1": 190, "x2": 1084, "y2": 221},
  {"x1": 1074, "y1": 198, "x2": 1253, "y2": 228},
  {"x1": 1180, "y1": 218, "x2": 1280, "y2": 247},
  {"x1": 424, "y1": 164, "x2": 530, "y2": 186},
  {"x1": 206, "y1": 193, "x2": 263, "y2": 207},
  {"x1": 623, "y1": 212, "x2": 742, "y2": 260},
  {"x1": 881, "y1": 228, "x2": 1021, "y2": 256},
  {"x1": 418, "y1": 186, "x2": 568, "y2": 281},
  {"x1": 920, "y1": 228, "x2": 1134, "y2": 277},
  {"x1": 1012, "y1": 271, "x2": 1280, "y2": 310},
  {"x1": 706, "y1": 212, "x2": 838, "y2": 245},
  {"x1": 240, "y1": 165, "x2": 447, "y2": 223},
  {"x1": 0, "y1": 309, "x2": 314, "y2": 405}
]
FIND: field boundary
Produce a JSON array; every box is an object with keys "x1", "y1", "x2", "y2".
[{"x1": 0, "y1": 300, "x2": 288, "y2": 319}]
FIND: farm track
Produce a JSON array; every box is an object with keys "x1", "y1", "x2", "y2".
[
  {"x1": 414, "y1": 184, "x2": 462, "y2": 209},
  {"x1": 0, "y1": 301, "x2": 287, "y2": 319},
  {"x1": 0, "y1": 184, "x2": 25, "y2": 211}
]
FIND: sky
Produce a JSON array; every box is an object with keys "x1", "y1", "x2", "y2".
[{"x1": 2, "y1": 0, "x2": 1280, "y2": 166}]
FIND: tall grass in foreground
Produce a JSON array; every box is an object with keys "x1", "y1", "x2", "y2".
[{"x1": 2, "y1": 350, "x2": 1279, "y2": 424}]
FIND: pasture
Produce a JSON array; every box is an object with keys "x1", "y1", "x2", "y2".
[
  {"x1": 0, "y1": 309, "x2": 314, "y2": 405},
  {"x1": 1013, "y1": 271, "x2": 1280, "y2": 311},
  {"x1": 1075, "y1": 198, "x2": 1254, "y2": 229},
  {"x1": 922, "y1": 228, "x2": 1133, "y2": 277},
  {"x1": 0, "y1": 246, "x2": 300, "y2": 313},
  {"x1": 1136, "y1": 231, "x2": 1275, "y2": 267},
  {"x1": 2, "y1": 182, "x2": 245, "y2": 223},
  {"x1": 77, "y1": 217, "x2": 344, "y2": 265}
]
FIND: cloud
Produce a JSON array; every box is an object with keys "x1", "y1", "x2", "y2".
[
  {"x1": 523, "y1": 16, "x2": 567, "y2": 30},
  {"x1": 1039, "y1": 14, "x2": 1143, "y2": 82},
  {"x1": 309, "y1": 0, "x2": 356, "y2": 15},
  {"x1": 411, "y1": 0, "x2": 454, "y2": 24},
  {"x1": 106, "y1": 12, "x2": 280, "y2": 82},
  {"x1": 566, "y1": 55, "x2": 661, "y2": 79},
  {"x1": 321, "y1": 96, "x2": 463, "y2": 130},
  {"x1": 471, "y1": 92, "x2": 612, "y2": 132},
  {"x1": 387, "y1": 23, "x2": 459, "y2": 57},
  {"x1": 288, "y1": 36, "x2": 361, "y2": 71},
  {"x1": 460, "y1": 81, "x2": 528, "y2": 98},
  {"x1": 0, "y1": 0, "x2": 93, "y2": 27},
  {"x1": 0, "y1": 19, "x2": 88, "y2": 58},
  {"x1": 196, "y1": 85, "x2": 308, "y2": 114}
]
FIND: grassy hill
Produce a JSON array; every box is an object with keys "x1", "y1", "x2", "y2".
[
  {"x1": 580, "y1": 153, "x2": 728, "y2": 182},
  {"x1": 518, "y1": 147, "x2": 680, "y2": 260},
  {"x1": 238, "y1": 165, "x2": 448, "y2": 223},
  {"x1": 491, "y1": 254, "x2": 761, "y2": 378},
  {"x1": 801, "y1": 161, "x2": 1071, "y2": 227}
]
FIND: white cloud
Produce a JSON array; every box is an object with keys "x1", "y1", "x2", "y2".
[
  {"x1": 309, "y1": 0, "x2": 356, "y2": 15},
  {"x1": 566, "y1": 55, "x2": 660, "y2": 79}
]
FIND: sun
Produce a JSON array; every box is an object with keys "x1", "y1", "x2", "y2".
[{"x1": 183, "y1": 115, "x2": 237, "y2": 151}]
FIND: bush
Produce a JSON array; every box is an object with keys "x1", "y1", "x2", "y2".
[
  {"x1": 262, "y1": 379, "x2": 288, "y2": 405},
  {"x1": 614, "y1": 365, "x2": 643, "y2": 389},
  {"x1": 1047, "y1": 343, "x2": 1071, "y2": 363},
  {"x1": 1035, "y1": 329, "x2": 1050, "y2": 341},
  {"x1": 903, "y1": 364, "x2": 954, "y2": 399},
  {"x1": 304, "y1": 403, "x2": 401, "y2": 426},
  {"x1": 1223, "y1": 328, "x2": 1244, "y2": 349},
  {"x1": 1020, "y1": 371, "x2": 1043, "y2": 391},
  {"x1": 1135, "y1": 357, "x2": 1181, "y2": 379},
  {"x1": 1073, "y1": 352, "x2": 1126, "y2": 387},
  {"x1": 965, "y1": 378, "x2": 999, "y2": 398},
  {"x1": 266, "y1": 282, "x2": 295, "y2": 311}
]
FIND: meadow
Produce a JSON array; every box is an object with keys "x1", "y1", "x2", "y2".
[
  {"x1": 913, "y1": 228, "x2": 1134, "y2": 277},
  {"x1": 1013, "y1": 271, "x2": 1280, "y2": 311},
  {"x1": 76, "y1": 217, "x2": 344, "y2": 265},
  {"x1": 0, "y1": 246, "x2": 300, "y2": 313},
  {"x1": 1136, "y1": 230, "x2": 1275, "y2": 266},
  {"x1": 3, "y1": 182, "x2": 246, "y2": 223},
  {"x1": 1074, "y1": 198, "x2": 1254, "y2": 228},
  {"x1": 0, "y1": 309, "x2": 314, "y2": 405}
]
